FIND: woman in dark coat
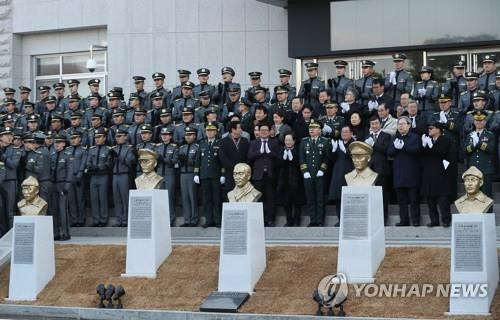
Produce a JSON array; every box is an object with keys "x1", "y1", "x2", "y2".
[
  {"x1": 420, "y1": 122, "x2": 452, "y2": 227},
  {"x1": 276, "y1": 133, "x2": 305, "y2": 226},
  {"x1": 349, "y1": 111, "x2": 368, "y2": 141},
  {"x1": 328, "y1": 125, "x2": 355, "y2": 226}
]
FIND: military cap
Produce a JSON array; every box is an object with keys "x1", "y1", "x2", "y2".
[
  {"x1": 184, "y1": 126, "x2": 197, "y2": 134},
  {"x1": 24, "y1": 101, "x2": 35, "y2": 108},
  {"x1": 68, "y1": 94, "x2": 81, "y2": 102},
  {"x1": 13, "y1": 129, "x2": 24, "y2": 139},
  {"x1": 254, "y1": 85, "x2": 267, "y2": 93},
  {"x1": 70, "y1": 110, "x2": 83, "y2": 119},
  {"x1": 107, "y1": 91, "x2": 120, "y2": 99},
  {"x1": 452, "y1": 60, "x2": 466, "y2": 68},
  {"x1": 239, "y1": 99, "x2": 252, "y2": 107},
  {"x1": 427, "y1": 121, "x2": 444, "y2": 130},
  {"x1": 160, "y1": 126, "x2": 173, "y2": 135},
  {"x1": 361, "y1": 60, "x2": 376, "y2": 67},
  {"x1": 116, "y1": 125, "x2": 129, "y2": 135},
  {"x1": 182, "y1": 106, "x2": 194, "y2": 114},
  {"x1": 138, "y1": 148, "x2": 158, "y2": 160},
  {"x1": 0, "y1": 126, "x2": 13, "y2": 135},
  {"x1": 151, "y1": 91, "x2": 164, "y2": 100},
  {"x1": 19, "y1": 86, "x2": 32, "y2": 93},
  {"x1": 197, "y1": 68, "x2": 210, "y2": 76},
  {"x1": 70, "y1": 129, "x2": 84, "y2": 138},
  {"x1": 419, "y1": 66, "x2": 433, "y2": 73},
  {"x1": 205, "y1": 106, "x2": 218, "y2": 115},
  {"x1": 53, "y1": 82, "x2": 65, "y2": 89},
  {"x1": 248, "y1": 71, "x2": 262, "y2": 79},
  {"x1": 465, "y1": 71, "x2": 479, "y2": 80},
  {"x1": 22, "y1": 176, "x2": 39, "y2": 187},
  {"x1": 198, "y1": 90, "x2": 211, "y2": 97},
  {"x1": 334, "y1": 60, "x2": 348, "y2": 67},
  {"x1": 308, "y1": 118, "x2": 323, "y2": 129},
  {"x1": 482, "y1": 54, "x2": 497, "y2": 63},
  {"x1": 392, "y1": 53, "x2": 407, "y2": 61},
  {"x1": 38, "y1": 86, "x2": 51, "y2": 92},
  {"x1": 472, "y1": 90, "x2": 487, "y2": 100},
  {"x1": 34, "y1": 131, "x2": 47, "y2": 140},
  {"x1": 27, "y1": 114, "x2": 39, "y2": 122},
  {"x1": 88, "y1": 92, "x2": 101, "y2": 100},
  {"x1": 221, "y1": 67, "x2": 235, "y2": 76},
  {"x1": 205, "y1": 122, "x2": 218, "y2": 131},
  {"x1": 278, "y1": 69, "x2": 292, "y2": 76},
  {"x1": 67, "y1": 79, "x2": 80, "y2": 86},
  {"x1": 134, "y1": 107, "x2": 146, "y2": 115},
  {"x1": 438, "y1": 93, "x2": 452, "y2": 102},
  {"x1": 304, "y1": 62, "x2": 319, "y2": 70},
  {"x1": 349, "y1": 141, "x2": 373, "y2": 155},
  {"x1": 88, "y1": 79, "x2": 101, "y2": 86},
  {"x1": 2, "y1": 114, "x2": 14, "y2": 123},
  {"x1": 181, "y1": 81, "x2": 195, "y2": 89},
  {"x1": 159, "y1": 107, "x2": 171, "y2": 116},
  {"x1": 473, "y1": 110, "x2": 488, "y2": 121},
  {"x1": 24, "y1": 133, "x2": 36, "y2": 142},
  {"x1": 111, "y1": 86, "x2": 123, "y2": 94},
  {"x1": 495, "y1": 70, "x2": 500, "y2": 78},
  {"x1": 112, "y1": 108, "x2": 126, "y2": 116},
  {"x1": 53, "y1": 134, "x2": 67, "y2": 143},
  {"x1": 152, "y1": 72, "x2": 166, "y2": 80},
  {"x1": 133, "y1": 75, "x2": 146, "y2": 82},
  {"x1": 94, "y1": 127, "x2": 107, "y2": 136},
  {"x1": 140, "y1": 124, "x2": 153, "y2": 133},
  {"x1": 462, "y1": 166, "x2": 483, "y2": 180},
  {"x1": 50, "y1": 112, "x2": 64, "y2": 121},
  {"x1": 3, "y1": 87, "x2": 15, "y2": 94},
  {"x1": 45, "y1": 96, "x2": 57, "y2": 103},
  {"x1": 177, "y1": 69, "x2": 191, "y2": 76},
  {"x1": 3, "y1": 98, "x2": 16, "y2": 105},
  {"x1": 275, "y1": 85, "x2": 289, "y2": 94},
  {"x1": 227, "y1": 83, "x2": 241, "y2": 93},
  {"x1": 325, "y1": 100, "x2": 339, "y2": 108},
  {"x1": 91, "y1": 111, "x2": 103, "y2": 119},
  {"x1": 129, "y1": 92, "x2": 141, "y2": 100}
]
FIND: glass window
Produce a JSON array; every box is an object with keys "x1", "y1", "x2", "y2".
[
  {"x1": 63, "y1": 52, "x2": 105, "y2": 74},
  {"x1": 426, "y1": 52, "x2": 468, "y2": 83},
  {"x1": 318, "y1": 59, "x2": 356, "y2": 81},
  {"x1": 474, "y1": 50, "x2": 500, "y2": 74},
  {"x1": 36, "y1": 56, "x2": 60, "y2": 76}
]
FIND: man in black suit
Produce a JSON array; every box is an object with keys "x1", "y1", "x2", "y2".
[
  {"x1": 364, "y1": 115, "x2": 391, "y2": 224},
  {"x1": 247, "y1": 122, "x2": 280, "y2": 226},
  {"x1": 218, "y1": 121, "x2": 250, "y2": 197},
  {"x1": 367, "y1": 78, "x2": 394, "y2": 117},
  {"x1": 404, "y1": 100, "x2": 428, "y2": 136}
]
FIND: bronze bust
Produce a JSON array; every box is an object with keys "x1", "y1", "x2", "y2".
[
  {"x1": 455, "y1": 166, "x2": 493, "y2": 213},
  {"x1": 135, "y1": 149, "x2": 164, "y2": 190},
  {"x1": 227, "y1": 163, "x2": 262, "y2": 202},
  {"x1": 17, "y1": 176, "x2": 48, "y2": 216},
  {"x1": 345, "y1": 141, "x2": 378, "y2": 186}
]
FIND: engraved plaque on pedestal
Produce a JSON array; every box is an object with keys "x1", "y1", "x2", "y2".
[
  {"x1": 13, "y1": 223, "x2": 35, "y2": 265},
  {"x1": 129, "y1": 196, "x2": 153, "y2": 240},
  {"x1": 454, "y1": 222, "x2": 483, "y2": 272},
  {"x1": 223, "y1": 210, "x2": 247, "y2": 256},
  {"x1": 341, "y1": 193, "x2": 369, "y2": 240}
]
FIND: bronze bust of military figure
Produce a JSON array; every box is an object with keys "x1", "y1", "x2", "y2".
[
  {"x1": 455, "y1": 166, "x2": 493, "y2": 213},
  {"x1": 17, "y1": 176, "x2": 48, "y2": 216},
  {"x1": 345, "y1": 141, "x2": 378, "y2": 186},
  {"x1": 227, "y1": 163, "x2": 262, "y2": 202},
  {"x1": 135, "y1": 149, "x2": 164, "y2": 190}
]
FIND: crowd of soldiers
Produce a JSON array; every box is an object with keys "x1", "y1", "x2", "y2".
[{"x1": 0, "y1": 52, "x2": 499, "y2": 240}]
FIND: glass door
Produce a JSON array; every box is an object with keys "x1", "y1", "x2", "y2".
[
  {"x1": 317, "y1": 58, "x2": 357, "y2": 82},
  {"x1": 470, "y1": 47, "x2": 500, "y2": 73},
  {"x1": 426, "y1": 50, "x2": 468, "y2": 83}
]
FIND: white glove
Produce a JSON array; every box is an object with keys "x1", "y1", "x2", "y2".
[
  {"x1": 260, "y1": 142, "x2": 265, "y2": 153},
  {"x1": 394, "y1": 138, "x2": 404, "y2": 150},
  {"x1": 194, "y1": 175, "x2": 200, "y2": 184},
  {"x1": 303, "y1": 172, "x2": 311, "y2": 179},
  {"x1": 265, "y1": 142, "x2": 271, "y2": 154},
  {"x1": 220, "y1": 176, "x2": 225, "y2": 184},
  {"x1": 439, "y1": 111, "x2": 447, "y2": 124},
  {"x1": 427, "y1": 137, "x2": 433, "y2": 149},
  {"x1": 322, "y1": 124, "x2": 332, "y2": 134},
  {"x1": 287, "y1": 149, "x2": 293, "y2": 160},
  {"x1": 411, "y1": 117, "x2": 416, "y2": 128},
  {"x1": 331, "y1": 139, "x2": 338, "y2": 152},
  {"x1": 421, "y1": 134, "x2": 427, "y2": 148},
  {"x1": 368, "y1": 100, "x2": 378, "y2": 111},
  {"x1": 283, "y1": 150, "x2": 288, "y2": 160},
  {"x1": 316, "y1": 170, "x2": 324, "y2": 177},
  {"x1": 340, "y1": 102, "x2": 350, "y2": 113},
  {"x1": 418, "y1": 88, "x2": 427, "y2": 96},
  {"x1": 228, "y1": 112, "x2": 234, "y2": 118},
  {"x1": 471, "y1": 132, "x2": 480, "y2": 146},
  {"x1": 398, "y1": 138, "x2": 405, "y2": 149},
  {"x1": 364, "y1": 136, "x2": 374, "y2": 146},
  {"x1": 338, "y1": 140, "x2": 346, "y2": 153},
  {"x1": 389, "y1": 71, "x2": 397, "y2": 85}
]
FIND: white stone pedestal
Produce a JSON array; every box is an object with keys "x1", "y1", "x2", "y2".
[
  {"x1": 8, "y1": 216, "x2": 55, "y2": 301},
  {"x1": 0, "y1": 228, "x2": 13, "y2": 270},
  {"x1": 122, "y1": 190, "x2": 171, "y2": 278},
  {"x1": 448, "y1": 213, "x2": 498, "y2": 315},
  {"x1": 337, "y1": 186, "x2": 385, "y2": 283},
  {"x1": 218, "y1": 202, "x2": 266, "y2": 293}
]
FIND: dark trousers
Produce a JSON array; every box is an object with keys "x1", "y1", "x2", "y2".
[
  {"x1": 1, "y1": 180, "x2": 17, "y2": 228},
  {"x1": 427, "y1": 195, "x2": 451, "y2": 225},
  {"x1": 0, "y1": 187, "x2": 7, "y2": 237},
  {"x1": 162, "y1": 174, "x2": 176, "y2": 225},
  {"x1": 285, "y1": 204, "x2": 302, "y2": 226},
  {"x1": 201, "y1": 178, "x2": 222, "y2": 225},
  {"x1": 68, "y1": 181, "x2": 85, "y2": 225},
  {"x1": 304, "y1": 177, "x2": 325, "y2": 224},
  {"x1": 90, "y1": 175, "x2": 109, "y2": 225},
  {"x1": 112, "y1": 174, "x2": 130, "y2": 225},
  {"x1": 253, "y1": 173, "x2": 276, "y2": 225},
  {"x1": 51, "y1": 182, "x2": 70, "y2": 237},
  {"x1": 378, "y1": 174, "x2": 390, "y2": 224},
  {"x1": 395, "y1": 187, "x2": 420, "y2": 225}
]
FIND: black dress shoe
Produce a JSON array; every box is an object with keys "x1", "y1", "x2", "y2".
[
  {"x1": 267, "y1": 222, "x2": 275, "y2": 227},
  {"x1": 284, "y1": 222, "x2": 294, "y2": 227},
  {"x1": 317, "y1": 223, "x2": 324, "y2": 227},
  {"x1": 442, "y1": 222, "x2": 450, "y2": 228},
  {"x1": 307, "y1": 222, "x2": 317, "y2": 227},
  {"x1": 334, "y1": 222, "x2": 340, "y2": 227},
  {"x1": 121, "y1": 223, "x2": 128, "y2": 228},
  {"x1": 180, "y1": 223, "x2": 191, "y2": 227},
  {"x1": 413, "y1": 223, "x2": 421, "y2": 227},
  {"x1": 215, "y1": 224, "x2": 221, "y2": 228},
  {"x1": 202, "y1": 223, "x2": 215, "y2": 228},
  {"x1": 112, "y1": 223, "x2": 121, "y2": 227},
  {"x1": 54, "y1": 235, "x2": 61, "y2": 241},
  {"x1": 60, "y1": 235, "x2": 71, "y2": 241},
  {"x1": 426, "y1": 222, "x2": 439, "y2": 227},
  {"x1": 395, "y1": 222, "x2": 410, "y2": 227},
  {"x1": 91, "y1": 223, "x2": 100, "y2": 227}
]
